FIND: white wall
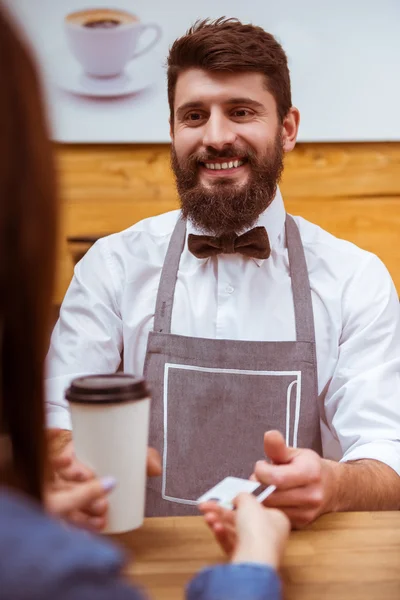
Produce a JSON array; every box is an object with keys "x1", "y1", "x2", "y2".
[{"x1": 4, "y1": 0, "x2": 400, "y2": 142}]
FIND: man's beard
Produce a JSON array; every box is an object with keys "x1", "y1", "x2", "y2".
[{"x1": 171, "y1": 134, "x2": 284, "y2": 236}]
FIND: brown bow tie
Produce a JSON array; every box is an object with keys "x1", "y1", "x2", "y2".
[{"x1": 188, "y1": 226, "x2": 271, "y2": 260}]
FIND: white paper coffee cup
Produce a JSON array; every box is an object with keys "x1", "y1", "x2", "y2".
[{"x1": 66, "y1": 374, "x2": 151, "y2": 533}]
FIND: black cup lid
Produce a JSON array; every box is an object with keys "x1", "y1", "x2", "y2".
[{"x1": 66, "y1": 374, "x2": 150, "y2": 404}]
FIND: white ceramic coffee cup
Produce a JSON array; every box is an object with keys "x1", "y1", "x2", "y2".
[
  {"x1": 64, "y1": 8, "x2": 161, "y2": 77},
  {"x1": 67, "y1": 374, "x2": 151, "y2": 534}
]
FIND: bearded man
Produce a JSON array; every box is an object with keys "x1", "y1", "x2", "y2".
[{"x1": 46, "y1": 18, "x2": 400, "y2": 527}]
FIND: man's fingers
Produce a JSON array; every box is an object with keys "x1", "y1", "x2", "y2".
[
  {"x1": 147, "y1": 447, "x2": 162, "y2": 477},
  {"x1": 255, "y1": 461, "x2": 306, "y2": 488},
  {"x1": 261, "y1": 485, "x2": 323, "y2": 508},
  {"x1": 263, "y1": 430, "x2": 293, "y2": 465},
  {"x1": 279, "y1": 507, "x2": 316, "y2": 530},
  {"x1": 255, "y1": 452, "x2": 321, "y2": 489}
]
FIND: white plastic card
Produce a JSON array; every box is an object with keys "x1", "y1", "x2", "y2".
[{"x1": 196, "y1": 476, "x2": 276, "y2": 510}]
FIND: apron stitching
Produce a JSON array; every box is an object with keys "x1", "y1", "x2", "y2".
[
  {"x1": 286, "y1": 379, "x2": 298, "y2": 447},
  {"x1": 162, "y1": 495, "x2": 198, "y2": 506},
  {"x1": 293, "y1": 373, "x2": 302, "y2": 448},
  {"x1": 164, "y1": 363, "x2": 302, "y2": 376},
  {"x1": 161, "y1": 364, "x2": 170, "y2": 501}
]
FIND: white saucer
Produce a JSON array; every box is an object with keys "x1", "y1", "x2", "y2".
[{"x1": 51, "y1": 52, "x2": 156, "y2": 98}]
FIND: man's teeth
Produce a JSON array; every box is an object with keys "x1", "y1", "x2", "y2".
[{"x1": 204, "y1": 159, "x2": 244, "y2": 170}]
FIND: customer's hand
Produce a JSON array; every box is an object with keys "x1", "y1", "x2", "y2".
[
  {"x1": 47, "y1": 429, "x2": 162, "y2": 530},
  {"x1": 56, "y1": 443, "x2": 162, "y2": 480},
  {"x1": 45, "y1": 461, "x2": 116, "y2": 531},
  {"x1": 47, "y1": 429, "x2": 91, "y2": 483},
  {"x1": 50, "y1": 431, "x2": 162, "y2": 482},
  {"x1": 200, "y1": 493, "x2": 290, "y2": 569}
]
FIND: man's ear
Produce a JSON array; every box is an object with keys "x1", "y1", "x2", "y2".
[
  {"x1": 169, "y1": 118, "x2": 174, "y2": 141},
  {"x1": 281, "y1": 107, "x2": 300, "y2": 153}
]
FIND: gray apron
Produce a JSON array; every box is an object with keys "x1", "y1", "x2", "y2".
[{"x1": 143, "y1": 214, "x2": 321, "y2": 517}]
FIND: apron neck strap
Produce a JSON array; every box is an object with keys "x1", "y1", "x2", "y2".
[
  {"x1": 285, "y1": 214, "x2": 316, "y2": 342},
  {"x1": 153, "y1": 214, "x2": 316, "y2": 344},
  {"x1": 153, "y1": 216, "x2": 186, "y2": 333}
]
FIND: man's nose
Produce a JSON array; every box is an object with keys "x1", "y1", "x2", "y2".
[{"x1": 202, "y1": 114, "x2": 236, "y2": 151}]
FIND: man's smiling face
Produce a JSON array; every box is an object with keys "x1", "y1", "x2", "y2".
[
  {"x1": 172, "y1": 69, "x2": 280, "y2": 185},
  {"x1": 170, "y1": 69, "x2": 294, "y2": 235}
]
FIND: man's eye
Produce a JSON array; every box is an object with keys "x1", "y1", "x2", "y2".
[
  {"x1": 186, "y1": 113, "x2": 203, "y2": 122},
  {"x1": 232, "y1": 109, "x2": 252, "y2": 118}
]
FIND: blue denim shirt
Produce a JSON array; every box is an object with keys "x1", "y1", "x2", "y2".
[{"x1": 0, "y1": 488, "x2": 280, "y2": 600}]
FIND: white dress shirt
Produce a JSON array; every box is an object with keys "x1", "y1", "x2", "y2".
[{"x1": 46, "y1": 189, "x2": 400, "y2": 474}]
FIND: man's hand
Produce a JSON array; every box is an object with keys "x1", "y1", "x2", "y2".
[
  {"x1": 146, "y1": 446, "x2": 162, "y2": 477},
  {"x1": 255, "y1": 430, "x2": 400, "y2": 525},
  {"x1": 199, "y1": 429, "x2": 333, "y2": 544},
  {"x1": 199, "y1": 494, "x2": 290, "y2": 569},
  {"x1": 202, "y1": 428, "x2": 400, "y2": 544},
  {"x1": 252, "y1": 430, "x2": 336, "y2": 529}
]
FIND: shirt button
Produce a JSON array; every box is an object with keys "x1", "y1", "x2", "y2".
[{"x1": 225, "y1": 285, "x2": 234, "y2": 294}]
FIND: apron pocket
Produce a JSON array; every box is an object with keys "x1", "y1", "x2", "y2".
[{"x1": 161, "y1": 363, "x2": 301, "y2": 503}]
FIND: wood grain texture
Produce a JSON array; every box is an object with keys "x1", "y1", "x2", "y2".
[
  {"x1": 110, "y1": 512, "x2": 400, "y2": 600},
  {"x1": 54, "y1": 142, "x2": 400, "y2": 303}
]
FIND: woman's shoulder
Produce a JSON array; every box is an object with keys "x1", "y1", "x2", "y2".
[{"x1": 0, "y1": 487, "x2": 144, "y2": 600}]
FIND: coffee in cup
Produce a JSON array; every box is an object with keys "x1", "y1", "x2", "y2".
[
  {"x1": 65, "y1": 8, "x2": 138, "y2": 29},
  {"x1": 64, "y1": 8, "x2": 161, "y2": 77},
  {"x1": 66, "y1": 374, "x2": 151, "y2": 534}
]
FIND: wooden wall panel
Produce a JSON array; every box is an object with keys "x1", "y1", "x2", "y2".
[{"x1": 54, "y1": 142, "x2": 400, "y2": 303}]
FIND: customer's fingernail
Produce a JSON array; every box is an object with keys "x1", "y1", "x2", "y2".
[{"x1": 100, "y1": 476, "x2": 117, "y2": 492}]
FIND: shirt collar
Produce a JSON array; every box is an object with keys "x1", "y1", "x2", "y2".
[{"x1": 185, "y1": 186, "x2": 286, "y2": 267}]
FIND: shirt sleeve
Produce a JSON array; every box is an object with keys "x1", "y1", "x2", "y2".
[
  {"x1": 323, "y1": 253, "x2": 400, "y2": 474},
  {"x1": 45, "y1": 239, "x2": 123, "y2": 429},
  {"x1": 58, "y1": 578, "x2": 146, "y2": 600},
  {"x1": 186, "y1": 563, "x2": 281, "y2": 600},
  {"x1": 0, "y1": 489, "x2": 146, "y2": 600}
]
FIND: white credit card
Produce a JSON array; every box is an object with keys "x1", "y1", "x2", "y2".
[{"x1": 197, "y1": 476, "x2": 276, "y2": 510}]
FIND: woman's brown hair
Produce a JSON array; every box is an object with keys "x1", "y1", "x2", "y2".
[
  {"x1": 167, "y1": 17, "x2": 292, "y2": 125},
  {"x1": 0, "y1": 6, "x2": 58, "y2": 501}
]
